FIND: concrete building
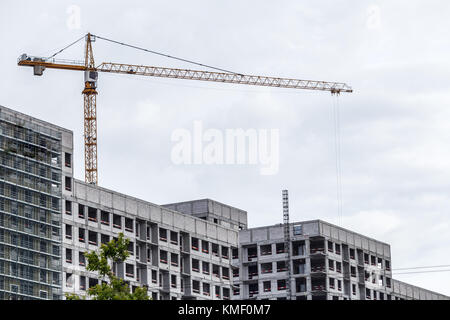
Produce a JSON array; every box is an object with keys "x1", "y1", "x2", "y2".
[
  {"x1": 0, "y1": 104, "x2": 448, "y2": 300},
  {"x1": 236, "y1": 220, "x2": 448, "y2": 300}
]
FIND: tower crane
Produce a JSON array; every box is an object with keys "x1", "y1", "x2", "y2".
[{"x1": 18, "y1": 33, "x2": 353, "y2": 185}]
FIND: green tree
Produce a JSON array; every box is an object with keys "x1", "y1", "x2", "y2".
[{"x1": 66, "y1": 233, "x2": 150, "y2": 300}]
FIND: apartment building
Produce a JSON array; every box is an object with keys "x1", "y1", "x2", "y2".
[
  {"x1": 236, "y1": 221, "x2": 449, "y2": 300},
  {"x1": 0, "y1": 104, "x2": 448, "y2": 300}
]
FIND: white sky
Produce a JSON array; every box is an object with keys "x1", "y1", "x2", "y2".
[{"x1": 1, "y1": 0, "x2": 450, "y2": 295}]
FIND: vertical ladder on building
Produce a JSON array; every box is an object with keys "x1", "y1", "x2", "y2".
[{"x1": 282, "y1": 190, "x2": 292, "y2": 300}]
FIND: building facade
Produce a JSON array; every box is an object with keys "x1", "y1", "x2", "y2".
[{"x1": 0, "y1": 104, "x2": 448, "y2": 300}]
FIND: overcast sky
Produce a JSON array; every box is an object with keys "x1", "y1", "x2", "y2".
[{"x1": 1, "y1": 0, "x2": 450, "y2": 295}]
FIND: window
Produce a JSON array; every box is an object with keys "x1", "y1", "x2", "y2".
[
  {"x1": 192, "y1": 259, "x2": 200, "y2": 272},
  {"x1": 125, "y1": 264, "x2": 134, "y2": 277},
  {"x1": 232, "y1": 248, "x2": 239, "y2": 259},
  {"x1": 248, "y1": 247, "x2": 257, "y2": 259},
  {"x1": 171, "y1": 253, "x2": 179, "y2": 267},
  {"x1": 171, "y1": 275, "x2": 177, "y2": 288},
  {"x1": 248, "y1": 265, "x2": 258, "y2": 278},
  {"x1": 65, "y1": 152, "x2": 72, "y2": 167},
  {"x1": 65, "y1": 176, "x2": 71, "y2": 191},
  {"x1": 79, "y1": 252, "x2": 86, "y2": 266},
  {"x1": 277, "y1": 261, "x2": 287, "y2": 272},
  {"x1": 78, "y1": 204, "x2": 85, "y2": 219},
  {"x1": 223, "y1": 288, "x2": 230, "y2": 300},
  {"x1": 113, "y1": 214, "x2": 122, "y2": 229},
  {"x1": 128, "y1": 241, "x2": 134, "y2": 255},
  {"x1": 385, "y1": 260, "x2": 391, "y2": 271},
  {"x1": 202, "y1": 261, "x2": 210, "y2": 275},
  {"x1": 159, "y1": 228, "x2": 167, "y2": 242},
  {"x1": 328, "y1": 259, "x2": 334, "y2": 271},
  {"x1": 249, "y1": 283, "x2": 258, "y2": 296},
  {"x1": 202, "y1": 283, "x2": 210, "y2": 296},
  {"x1": 202, "y1": 240, "x2": 209, "y2": 253},
  {"x1": 261, "y1": 263, "x2": 273, "y2": 274},
  {"x1": 125, "y1": 218, "x2": 133, "y2": 232},
  {"x1": 101, "y1": 234, "x2": 110, "y2": 244},
  {"x1": 65, "y1": 200, "x2": 72, "y2": 215},
  {"x1": 78, "y1": 228, "x2": 85, "y2": 242},
  {"x1": 221, "y1": 246, "x2": 229, "y2": 259},
  {"x1": 329, "y1": 277, "x2": 335, "y2": 289},
  {"x1": 191, "y1": 237, "x2": 199, "y2": 251},
  {"x1": 160, "y1": 250, "x2": 168, "y2": 264},
  {"x1": 335, "y1": 244, "x2": 341, "y2": 255},
  {"x1": 233, "y1": 268, "x2": 239, "y2": 278},
  {"x1": 364, "y1": 253, "x2": 369, "y2": 264},
  {"x1": 276, "y1": 243, "x2": 285, "y2": 254},
  {"x1": 79, "y1": 276, "x2": 86, "y2": 290},
  {"x1": 350, "y1": 266, "x2": 356, "y2": 277},
  {"x1": 170, "y1": 231, "x2": 178, "y2": 245},
  {"x1": 212, "y1": 264, "x2": 220, "y2": 277},
  {"x1": 371, "y1": 255, "x2": 376, "y2": 266},
  {"x1": 260, "y1": 244, "x2": 272, "y2": 256},
  {"x1": 336, "y1": 261, "x2": 342, "y2": 273},
  {"x1": 293, "y1": 224, "x2": 302, "y2": 235},
  {"x1": 215, "y1": 286, "x2": 221, "y2": 298},
  {"x1": 88, "y1": 231, "x2": 97, "y2": 245},
  {"x1": 66, "y1": 273, "x2": 73, "y2": 288},
  {"x1": 88, "y1": 207, "x2": 97, "y2": 222},
  {"x1": 222, "y1": 267, "x2": 229, "y2": 280},
  {"x1": 212, "y1": 243, "x2": 219, "y2": 256},
  {"x1": 65, "y1": 224, "x2": 72, "y2": 239},
  {"x1": 277, "y1": 279, "x2": 286, "y2": 290},
  {"x1": 152, "y1": 270, "x2": 157, "y2": 284},
  {"x1": 65, "y1": 248, "x2": 72, "y2": 263},
  {"x1": 192, "y1": 280, "x2": 200, "y2": 294},
  {"x1": 377, "y1": 257, "x2": 383, "y2": 269},
  {"x1": 352, "y1": 284, "x2": 356, "y2": 295},
  {"x1": 328, "y1": 241, "x2": 334, "y2": 253},
  {"x1": 101, "y1": 211, "x2": 110, "y2": 225},
  {"x1": 349, "y1": 248, "x2": 355, "y2": 259},
  {"x1": 263, "y1": 281, "x2": 271, "y2": 292}
]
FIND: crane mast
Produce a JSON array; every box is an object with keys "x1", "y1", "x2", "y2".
[
  {"x1": 282, "y1": 189, "x2": 292, "y2": 300},
  {"x1": 82, "y1": 33, "x2": 99, "y2": 185},
  {"x1": 17, "y1": 33, "x2": 353, "y2": 185}
]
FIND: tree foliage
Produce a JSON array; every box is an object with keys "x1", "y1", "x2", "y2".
[{"x1": 66, "y1": 233, "x2": 150, "y2": 300}]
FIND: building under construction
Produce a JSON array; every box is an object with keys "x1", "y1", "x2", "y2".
[{"x1": 0, "y1": 104, "x2": 448, "y2": 300}]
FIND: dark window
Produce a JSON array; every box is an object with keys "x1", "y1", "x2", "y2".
[
  {"x1": 88, "y1": 207, "x2": 97, "y2": 222},
  {"x1": 88, "y1": 231, "x2": 97, "y2": 245},
  {"x1": 125, "y1": 218, "x2": 133, "y2": 232},
  {"x1": 65, "y1": 200, "x2": 72, "y2": 215},
  {"x1": 113, "y1": 214, "x2": 122, "y2": 229},
  {"x1": 160, "y1": 250, "x2": 168, "y2": 264},
  {"x1": 202, "y1": 240, "x2": 209, "y2": 253},
  {"x1": 159, "y1": 228, "x2": 167, "y2": 242},
  {"x1": 78, "y1": 204, "x2": 85, "y2": 219},
  {"x1": 260, "y1": 244, "x2": 272, "y2": 256},
  {"x1": 65, "y1": 153, "x2": 72, "y2": 167},
  {"x1": 65, "y1": 248, "x2": 72, "y2": 263},
  {"x1": 170, "y1": 231, "x2": 178, "y2": 245},
  {"x1": 191, "y1": 237, "x2": 199, "y2": 251},
  {"x1": 78, "y1": 228, "x2": 85, "y2": 242},
  {"x1": 65, "y1": 177, "x2": 71, "y2": 191},
  {"x1": 65, "y1": 224, "x2": 72, "y2": 239},
  {"x1": 101, "y1": 211, "x2": 110, "y2": 225},
  {"x1": 79, "y1": 252, "x2": 86, "y2": 266},
  {"x1": 126, "y1": 264, "x2": 134, "y2": 277},
  {"x1": 277, "y1": 279, "x2": 286, "y2": 290}
]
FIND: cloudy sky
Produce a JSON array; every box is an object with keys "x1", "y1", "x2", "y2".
[{"x1": 1, "y1": 1, "x2": 450, "y2": 295}]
